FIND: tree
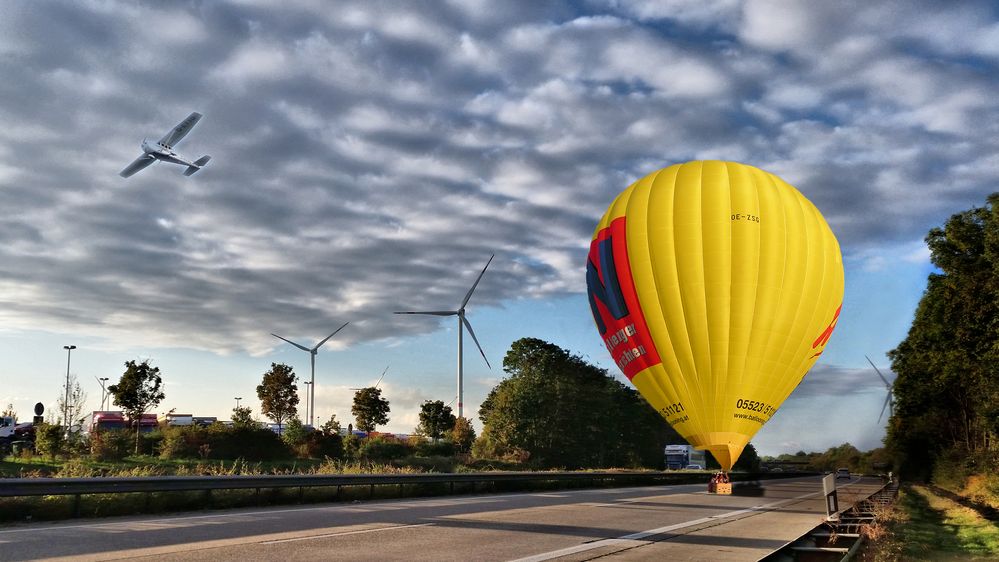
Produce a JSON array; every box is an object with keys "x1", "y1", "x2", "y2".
[
  {"x1": 417, "y1": 400, "x2": 456, "y2": 443},
  {"x1": 231, "y1": 405, "x2": 255, "y2": 428},
  {"x1": 1, "y1": 403, "x2": 15, "y2": 423},
  {"x1": 56, "y1": 373, "x2": 88, "y2": 434},
  {"x1": 886, "y1": 193, "x2": 999, "y2": 479},
  {"x1": 352, "y1": 387, "x2": 389, "y2": 432},
  {"x1": 282, "y1": 417, "x2": 308, "y2": 449},
  {"x1": 733, "y1": 443, "x2": 761, "y2": 472},
  {"x1": 256, "y1": 362, "x2": 299, "y2": 433},
  {"x1": 451, "y1": 416, "x2": 476, "y2": 453},
  {"x1": 107, "y1": 359, "x2": 165, "y2": 454},
  {"x1": 320, "y1": 413, "x2": 342, "y2": 436},
  {"x1": 478, "y1": 337, "x2": 680, "y2": 468}
]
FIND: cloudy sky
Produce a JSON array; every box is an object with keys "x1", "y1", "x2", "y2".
[{"x1": 1, "y1": 0, "x2": 996, "y2": 456}]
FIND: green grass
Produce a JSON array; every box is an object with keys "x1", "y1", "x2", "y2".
[
  {"x1": 0, "y1": 455, "x2": 335, "y2": 478},
  {"x1": 867, "y1": 485, "x2": 999, "y2": 561}
]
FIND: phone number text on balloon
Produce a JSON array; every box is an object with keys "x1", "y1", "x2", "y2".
[{"x1": 735, "y1": 399, "x2": 775, "y2": 417}]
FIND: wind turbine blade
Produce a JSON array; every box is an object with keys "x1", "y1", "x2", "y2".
[
  {"x1": 878, "y1": 392, "x2": 891, "y2": 422},
  {"x1": 865, "y1": 355, "x2": 892, "y2": 388},
  {"x1": 314, "y1": 321, "x2": 349, "y2": 351},
  {"x1": 374, "y1": 365, "x2": 389, "y2": 389},
  {"x1": 461, "y1": 254, "x2": 494, "y2": 309},
  {"x1": 394, "y1": 311, "x2": 457, "y2": 316},
  {"x1": 461, "y1": 316, "x2": 491, "y2": 369},
  {"x1": 271, "y1": 333, "x2": 311, "y2": 353}
]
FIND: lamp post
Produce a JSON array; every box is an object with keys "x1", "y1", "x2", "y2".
[
  {"x1": 62, "y1": 345, "x2": 76, "y2": 428},
  {"x1": 95, "y1": 376, "x2": 109, "y2": 410},
  {"x1": 234, "y1": 397, "x2": 242, "y2": 409},
  {"x1": 303, "y1": 381, "x2": 312, "y2": 425}
]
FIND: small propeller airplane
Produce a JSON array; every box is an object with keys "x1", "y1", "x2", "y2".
[{"x1": 119, "y1": 112, "x2": 211, "y2": 178}]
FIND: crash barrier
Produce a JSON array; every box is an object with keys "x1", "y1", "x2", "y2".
[
  {"x1": 760, "y1": 476, "x2": 900, "y2": 562},
  {"x1": 0, "y1": 470, "x2": 812, "y2": 518}
]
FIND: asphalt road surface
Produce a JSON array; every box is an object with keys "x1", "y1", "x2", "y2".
[{"x1": 0, "y1": 475, "x2": 882, "y2": 561}]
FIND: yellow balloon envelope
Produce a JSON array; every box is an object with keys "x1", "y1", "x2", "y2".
[{"x1": 587, "y1": 161, "x2": 844, "y2": 470}]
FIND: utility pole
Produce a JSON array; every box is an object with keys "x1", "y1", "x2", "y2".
[
  {"x1": 63, "y1": 345, "x2": 76, "y2": 428},
  {"x1": 95, "y1": 376, "x2": 109, "y2": 410}
]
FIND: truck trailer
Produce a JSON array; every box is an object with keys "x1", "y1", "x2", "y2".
[{"x1": 664, "y1": 444, "x2": 707, "y2": 470}]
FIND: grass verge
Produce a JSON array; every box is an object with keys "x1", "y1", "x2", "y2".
[{"x1": 861, "y1": 484, "x2": 999, "y2": 561}]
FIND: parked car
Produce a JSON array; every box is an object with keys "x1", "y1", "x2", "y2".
[{"x1": 836, "y1": 468, "x2": 851, "y2": 479}]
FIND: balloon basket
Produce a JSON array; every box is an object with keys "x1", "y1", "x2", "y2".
[{"x1": 708, "y1": 472, "x2": 732, "y2": 494}]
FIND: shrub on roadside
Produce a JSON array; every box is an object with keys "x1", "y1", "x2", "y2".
[
  {"x1": 159, "y1": 426, "x2": 207, "y2": 459},
  {"x1": 415, "y1": 440, "x2": 455, "y2": 458},
  {"x1": 90, "y1": 430, "x2": 131, "y2": 461},
  {"x1": 359, "y1": 435, "x2": 411, "y2": 462},
  {"x1": 34, "y1": 424, "x2": 65, "y2": 460}
]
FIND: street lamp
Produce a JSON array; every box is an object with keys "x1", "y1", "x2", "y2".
[
  {"x1": 95, "y1": 376, "x2": 109, "y2": 410},
  {"x1": 303, "y1": 381, "x2": 312, "y2": 425},
  {"x1": 234, "y1": 397, "x2": 242, "y2": 409},
  {"x1": 63, "y1": 345, "x2": 76, "y2": 428}
]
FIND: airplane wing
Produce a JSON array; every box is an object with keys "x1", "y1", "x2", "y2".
[
  {"x1": 158, "y1": 112, "x2": 202, "y2": 147},
  {"x1": 119, "y1": 154, "x2": 155, "y2": 178}
]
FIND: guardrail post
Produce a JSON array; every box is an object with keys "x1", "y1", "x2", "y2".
[
  {"x1": 823, "y1": 473, "x2": 839, "y2": 521},
  {"x1": 336, "y1": 485, "x2": 341, "y2": 501},
  {"x1": 369, "y1": 483, "x2": 374, "y2": 499},
  {"x1": 203, "y1": 489, "x2": 212, "y2": 508},
  {"x1": 298, "y1": 486, "x2": 304, "y2": 504},
  {"x1": 73, "y1": 494, "x2": 81, "y2": 518}
]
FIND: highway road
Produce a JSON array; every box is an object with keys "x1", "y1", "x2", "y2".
[{"x1": 0, "y1": 475, "x2": 882, "y2": 561}]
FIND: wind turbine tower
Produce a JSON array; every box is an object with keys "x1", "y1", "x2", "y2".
[
  {"x1": 271, "y1": 321, "x2": 349, "y2": 427},
  {"x1": 395, "y1": 254, "x2": 494, "y2": 419}
]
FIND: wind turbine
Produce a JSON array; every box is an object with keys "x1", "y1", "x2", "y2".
[
  {"x1": 866, "y1": 355, "x2": 896, "y2": 423},
  {"x1": 271, "y1": 321, "x2": 349, "y2": 427},
  {"x1": 350, "y1": 366, "x2": 390, "y2": 391},
  {"x1": 395, "y1": 254, "x2": 494, "y2": 419}
]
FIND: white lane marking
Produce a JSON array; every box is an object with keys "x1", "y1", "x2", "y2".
[
  {"x1": 260, "y1": 522, "x2": 433, "y2": 544},
  {"x1": 509, "y1": 487, "x2": 822, "y2": 562}
]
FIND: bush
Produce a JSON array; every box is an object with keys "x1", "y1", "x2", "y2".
[
  {"x1": 34, "y1": 424, "x2": 65, "y2": 460},
  {"x1": 343, "y1": 434, "x2": 362, "y2": 461},
  {"x1": 90, "y1": 430, "x2": 132, "y2": 461},
  {"x1": 208, "y1": 425, "x2": 291, "y2": 461},
  {"x1": 415, "y1": 440, "x2": 456, "y2": 457},
  {"x1": 396, "y1": 455, "x2": 456, "y2": 472},
  {"x1": 282, "y1": 418, "x2": 308, "y2": 450},
  {"x1": 159, "y1": 426, "x2": 208, "y2": 459},
  {"x1": 300, "y1": 431, "x2": 343, "y2": 460},
  {"x1": 139, "y1": 431, "x2": 163, "y2": 456},
  {"x1": 359, "y1": 435, "x2": 412, "y2": 462}
]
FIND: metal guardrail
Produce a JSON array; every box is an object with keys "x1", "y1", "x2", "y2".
[
  {"x1": 760, "y1": 476, "x2": 900, "y2": 562},
  {"x1": 1, "y1": 470, "x2": 804, "y2": 498},
  {"x1": 0, "y1": 470, "x2": 812, "y2": 517}
]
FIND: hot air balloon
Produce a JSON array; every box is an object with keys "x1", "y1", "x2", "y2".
[{"x1": 587, "y1": 161, "x2": 843, "y2": 471}]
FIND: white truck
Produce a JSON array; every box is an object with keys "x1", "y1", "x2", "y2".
[{"x1": 664, "y1": 444, "x2": 707, "y2": 470}]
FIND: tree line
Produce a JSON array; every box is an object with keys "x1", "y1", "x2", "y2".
[{"x1": 886, "y1": 192, "x2": 999, "y2": 480}]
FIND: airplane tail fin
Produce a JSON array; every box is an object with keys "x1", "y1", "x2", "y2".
[{"x1": 183, "y1": 155, "x2": 211, "y2": 176}]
